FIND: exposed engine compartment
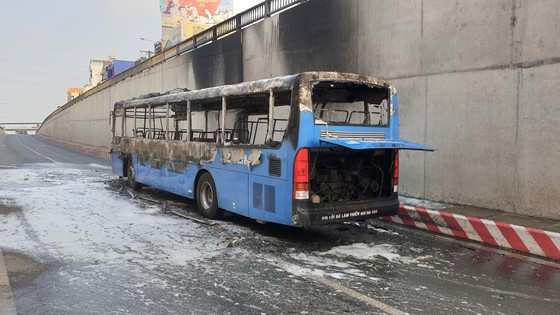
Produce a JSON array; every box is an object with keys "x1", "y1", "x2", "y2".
[{"x1": 309, "y1": 148, "x2": 395, "y2": 203}]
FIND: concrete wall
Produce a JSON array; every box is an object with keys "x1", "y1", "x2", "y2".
[{"x1": 39, "y1": 0, "x2": 560, "y2": 220}]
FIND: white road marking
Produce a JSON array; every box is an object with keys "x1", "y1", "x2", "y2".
[
  {"x1": 272, "y1": 256, "x2": 407, "y2": 314},
  {"x1": 0, "y1": 251, "x2": 16, "y2": 315},
  {"x1": 16, "y1": 136, "x2": 59, "y2": 164},
  {"x1": 306, "y1": 274, "x2": 407, "y2": 315}
]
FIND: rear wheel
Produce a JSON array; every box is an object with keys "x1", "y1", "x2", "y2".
[
  {"x1": 196, "y1": 172, "x2": 222, "y2": 219},
  {"x1": 126, "y1": 159, "x2": 142, "y2": 190}
]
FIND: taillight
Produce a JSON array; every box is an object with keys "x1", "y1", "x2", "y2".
[
  {"x1": 293, "y1": 148, "x2": 309, "y2": 200},
  {"x1": 393, "y1": 151, "x2": 399, "y2": 192}
]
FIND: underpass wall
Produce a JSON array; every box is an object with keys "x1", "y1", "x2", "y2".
[{"x1": 39, "y1": 0, "x2": 560, "y2": 220}]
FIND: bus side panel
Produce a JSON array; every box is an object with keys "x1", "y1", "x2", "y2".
[
  {"x1": 213, "y1": 168, "x2": 249, "y2": 217},
  {"x1": 137, "y1": 160, "x2": 195, "y2": 199},
  {"x1": 158, "y1": 165, "x2": 189, "y2": 197},
  {"x1": 163, "y1": 168, "x2": 184, "y2": 195},
  {"x1": 135, "y1": 157, "x2": 152, "y2": 186},
  {"x1": 182, "y1": 166, "x2": 198, "y2": 199},
  {"x1": 248, "y1": 175, "x2": 292, "y2": 226},
  {"x1": 112, "y1": 153, "x2": 124, "y2": 176}
]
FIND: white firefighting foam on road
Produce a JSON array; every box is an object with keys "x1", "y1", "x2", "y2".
[{"x1": 0, "y1": 165, "x2": 224, "y2": 268}]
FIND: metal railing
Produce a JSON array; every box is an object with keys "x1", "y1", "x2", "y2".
[{"x1": 42, "y1": 0, "x2": 309, "y2": 125}]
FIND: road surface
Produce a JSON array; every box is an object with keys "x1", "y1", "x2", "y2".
[{"x1": 0, "y1": 135, "x2": 558, "y2": 314}]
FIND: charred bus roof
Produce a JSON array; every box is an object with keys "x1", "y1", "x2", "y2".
[{"x1": 115, "y1": 72, "x2": 394, "y2": 109}]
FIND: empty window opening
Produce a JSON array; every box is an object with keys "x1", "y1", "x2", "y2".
[{"x1": 312, "y1": 81, "x2": 389, "y2": 127}]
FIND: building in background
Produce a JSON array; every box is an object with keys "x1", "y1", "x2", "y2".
[
  {"x1": 160, "y1": 0, "x2": 234, "y2": 49},
  {"x1": 83, "y1": 58, "x2": 113, "y2": 92},
  {"x1": 102, "y1": 60, "x2": 136, "y2": 81},
  {"x1": 69, "y1": 57, "x2": 133, "y2": 99},
  {"x1": 67, "y1": 87, "x2": 84, "y2": 102}
]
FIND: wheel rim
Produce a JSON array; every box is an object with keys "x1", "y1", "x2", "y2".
[{"x1": 200, "y1": 182, "x2": 213, "y2": 210}]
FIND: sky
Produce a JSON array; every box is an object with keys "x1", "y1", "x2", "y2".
[{"x1": 0, "y1": 0, "x2": 261, "y2": 123}]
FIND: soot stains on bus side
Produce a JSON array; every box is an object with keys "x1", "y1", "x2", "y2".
[
  {"x1": 117, "y1": 138, "x2": 218, "y2": 165},
  {"x1": 116, "y1": 138, "x2": 263, "y2": 173},
  {"x1": 221, "y1": 148, "x2": 262, "y2": 172}
]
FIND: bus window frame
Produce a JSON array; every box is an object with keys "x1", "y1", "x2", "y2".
[
  {"x1": 310, "y1": 81, "x2": 391, "y2": 128},
  {"x1": 111, "y1": 85, "x2": 294, "y2": 150},
  {"x1": 184, "y1": 89, "x2": 292, "y2": 149}
]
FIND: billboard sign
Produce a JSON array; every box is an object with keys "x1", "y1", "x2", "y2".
[{"x1": 160, "y1": 0, "x2": 234, "y2": 49}]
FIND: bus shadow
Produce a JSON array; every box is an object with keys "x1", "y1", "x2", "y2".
[
  {"x1": 219, "y1": 212, "x2": 384, "y2": 251},
  {"x1": 109, "y1": 179, "x2": 387, "y2": 251}
]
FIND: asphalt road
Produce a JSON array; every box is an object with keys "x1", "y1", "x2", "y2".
[
  {"x1": 0, "y1": 134, "x2": 559, "y2": 314},
  {"x1": 0, "y1": 134, "x2": 108, "y2": 166}
]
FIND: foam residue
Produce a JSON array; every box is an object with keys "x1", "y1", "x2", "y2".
[
  {"x1": 399, "y1": 196, "x2": 450, "y2": 210},
  {"x1": 320, "y1": 243, "x2": 407, "y2": 263},
  {"x1": 0, "y1": 166, "x2": 225, "y2": 269}
]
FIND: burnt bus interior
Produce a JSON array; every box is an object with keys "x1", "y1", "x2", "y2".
[
  {"x1": 308, "y1": 149, "x2": 396, "y2": 203},
  {"x1": 308, "y1": 81, "x2": 396, "y2": 203},
  {"x1": 113, "y1": 90, "x2": 291, "y2": 148}
]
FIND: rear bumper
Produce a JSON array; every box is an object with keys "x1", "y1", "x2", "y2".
[{"x1": 292, "y1": 194, "x2": 399, "y2": 227}]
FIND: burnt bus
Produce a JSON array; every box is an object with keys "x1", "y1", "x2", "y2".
[{"x1": 111, "y1": 72, "x2": 433, "y2": 226}]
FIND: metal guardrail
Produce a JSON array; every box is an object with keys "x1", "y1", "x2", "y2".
[{"x1": 41, "y1": 0, "x2": 309, "y2": 125}]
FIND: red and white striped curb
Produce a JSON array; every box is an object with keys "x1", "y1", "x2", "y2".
[
  {"x1": 382, "y1": 205, "x2": 560, "y2": 261},
  {"x1": 36, "y1": 135, "x2": 111, "y2": 158}
]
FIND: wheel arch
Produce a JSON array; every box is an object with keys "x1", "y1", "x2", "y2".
[{"x1": 193, "y1": 168, "x2": 212, "y2": 200}]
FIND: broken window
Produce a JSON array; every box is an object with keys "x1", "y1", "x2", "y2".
[
  {"x1": 312, "y1": 81, "x2": 389, "y2": 127},
  {"x1": 113, "y1": 89, "x2": 292, "y2": 148},
  {"x1": 129, "y1": 106, "x2": 171, "y2": 139},
  {"x1": 222, "y1": 90, "x2": 291, "y2": 147}
]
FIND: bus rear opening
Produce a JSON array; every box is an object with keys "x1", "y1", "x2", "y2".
[{"x1": 308, "y1": 148, "x2": 396, "y2": 204}]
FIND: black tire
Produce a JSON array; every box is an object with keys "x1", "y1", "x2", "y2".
[
  {"x1": 126, "y1": 159, "x2": 142, "y2": 191},
  {"x1": 196, "y1": 172, "x2": 222, "y2": 219}
]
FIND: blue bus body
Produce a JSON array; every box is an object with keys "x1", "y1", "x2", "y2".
[{"x1": 111, "y1": 72, "x2": 433, "y2": 227}]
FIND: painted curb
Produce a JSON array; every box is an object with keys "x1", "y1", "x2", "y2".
[
  {"x1": 382, "y1": 205, "x2": 560, "y2": 261},
  {"x1": 0, "y1": 251, "x2": 16, "y2": 315},
  {"x1": 36, "y1": 135, "x2": 111, "y2": 158}
]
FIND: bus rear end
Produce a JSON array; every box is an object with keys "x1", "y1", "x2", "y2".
[
  {"x1": 292, "y1": 147, "x2": 401, "y2": 226},
  {"x1": 291, "y1": 73, "x2": 432, "y2": 226}
]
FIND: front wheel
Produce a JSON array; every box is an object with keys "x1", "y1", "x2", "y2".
[{"x1": 196, "y1": 172, "x2": 223, "y2": 219}]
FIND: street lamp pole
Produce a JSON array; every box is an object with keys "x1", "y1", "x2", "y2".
[{"x1": 140, "y1": 38, "x2": 158, "y2": 56}]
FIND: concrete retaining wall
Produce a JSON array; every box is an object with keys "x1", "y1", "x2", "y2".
[{"x1": 39, "y1": 0, "x2": 560, "y2": 220}]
